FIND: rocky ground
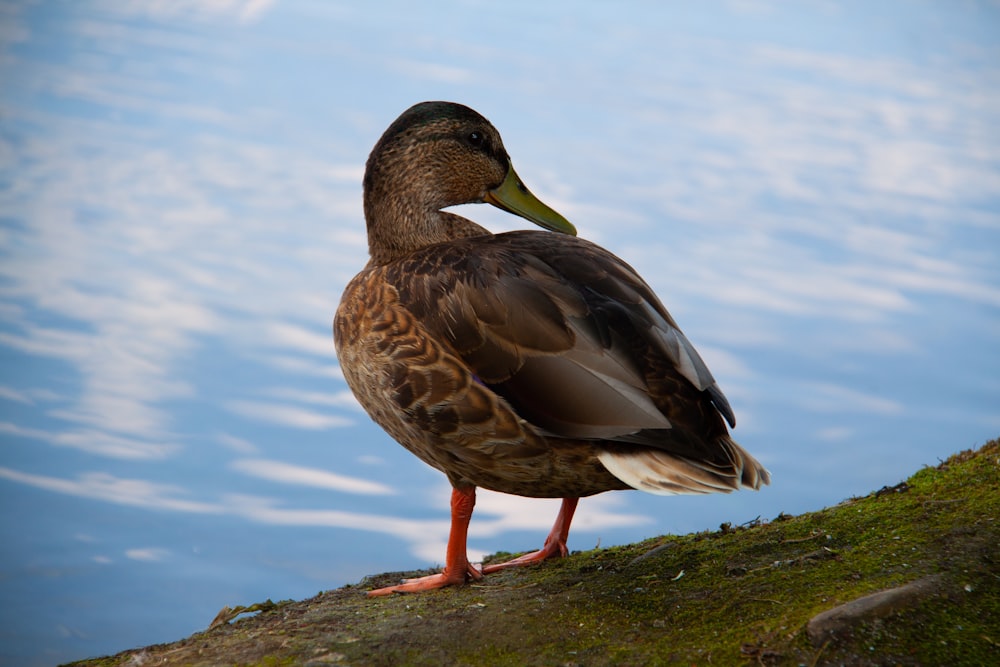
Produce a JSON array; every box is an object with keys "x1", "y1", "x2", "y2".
[{"x1": 69, "y1": 439, "x2": 999, "y2": 666}]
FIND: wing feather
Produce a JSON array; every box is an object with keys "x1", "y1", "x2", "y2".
[{"x1": 388, "y1": 230, "x2": 735, "y2": 448}]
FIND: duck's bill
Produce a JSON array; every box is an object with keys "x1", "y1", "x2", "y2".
[{"x1": 484, "y1": 166, "x2": 577, "y2": 236}]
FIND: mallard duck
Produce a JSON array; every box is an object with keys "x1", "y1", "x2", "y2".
[{"x1": 334, "y1": 101, "x2": 769, "y2": 596}]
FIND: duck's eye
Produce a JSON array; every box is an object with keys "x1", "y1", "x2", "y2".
[{"x1": 466, "y1": 131, "x2": 485, "y2": 148}]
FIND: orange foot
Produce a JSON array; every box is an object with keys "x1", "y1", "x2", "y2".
[
  {"x1": 482, "y1": 540, "x2": 566, "y2": 573},
  {"x1": 365, "y1": 492, "x2": 581, "y2": 596},
  {"x1": 367, "y1": 561, "x2": 483, "y2": 597},
  {"x1": 367, "y1": 485, "x2": 481, "y2": 597},
  {"x1": 483, "y1": 497, "x2": 578, "y2": 573}
]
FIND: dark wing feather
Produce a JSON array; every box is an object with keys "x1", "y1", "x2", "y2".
[{"x1": 390, "y1": 230, "x2": 734, "y2": 452}]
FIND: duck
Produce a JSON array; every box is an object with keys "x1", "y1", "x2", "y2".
[{"x1": 334, "y1": 101, "x2": 770, "y2": 596}]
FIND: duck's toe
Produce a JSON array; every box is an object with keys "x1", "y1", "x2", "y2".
[{"x1": 366, "y1": 561, "x2": 483, "y2": 597}]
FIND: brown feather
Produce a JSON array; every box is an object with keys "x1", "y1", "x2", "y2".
[{"x1": 334, "y1": 101, "x2": 769, "y2": 504}]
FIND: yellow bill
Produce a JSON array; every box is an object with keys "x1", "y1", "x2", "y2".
[{"x1": 484, "y1": 166, "x2": 577, "y2": 236}]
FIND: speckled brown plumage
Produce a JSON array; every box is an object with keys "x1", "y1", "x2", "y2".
[{"x1": 333, "y1": 101, "x2": 769, "y2": 595}]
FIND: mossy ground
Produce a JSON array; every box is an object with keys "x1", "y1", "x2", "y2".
[{"x1": 67, "y1": 439, "x2": 999, "y2": 666}]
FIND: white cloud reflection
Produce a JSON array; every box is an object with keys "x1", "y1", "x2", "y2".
[
  {"x1": 230, "y1": 458, "x2": 394, "y2": 495},
  {"x1": 0, "y1": 468, "x2": 222, "y2": 514},
  {"x1": 0, "y1": 466, "x2": 649, "y2": 566},
  {"x1": 125, "y1": 547, "x2": 170, "y2": 563},
  {"x1": 794, "y1": 382, "x2": 905, "y2": 417},
  {"x1": 225, "y1": 400, "x2": 354, "y2": 430},
  {"x1": 97, "y1": 0, "x2": 277, "y2": 24},
  {"x1": 0, "y1": 422, "x2": 179, "y2": 460}
]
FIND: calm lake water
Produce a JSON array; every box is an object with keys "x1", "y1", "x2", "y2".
[{"x1": 2, "y1": 2, "x2": 999, "y2": 664}]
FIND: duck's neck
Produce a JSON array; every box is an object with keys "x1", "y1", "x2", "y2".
[{"x1": 364, "y1": 201, "x2": 491, "y2": 266}]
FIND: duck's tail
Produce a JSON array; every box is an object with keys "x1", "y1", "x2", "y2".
[{"x1": 596, "y1": 436, "x2": 770, "y2": 496}]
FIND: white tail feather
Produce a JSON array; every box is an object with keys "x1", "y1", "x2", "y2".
[{"x1": 597, "y1": 437, "x2": 770, "y2": 496}]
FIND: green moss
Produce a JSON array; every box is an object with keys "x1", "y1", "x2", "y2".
[
  {"x1": 65, "y1": 439, "x2": 1000, "y2": 667},
  {"x1": 244, "y1": 657, "x2": 299, "y2": 667}
]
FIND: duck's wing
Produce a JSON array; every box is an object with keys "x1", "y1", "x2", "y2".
[{"x1": 391, "y1": 230, "x2": 734, "y2": 450}]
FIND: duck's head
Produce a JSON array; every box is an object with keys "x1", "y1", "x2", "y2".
[{"x1": 363, "y1": 101, "x2": 576, "y2": 261}]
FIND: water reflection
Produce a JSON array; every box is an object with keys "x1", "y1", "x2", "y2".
[{"x1": 2, "y1": 1, "x2": 999, "y2": 665}]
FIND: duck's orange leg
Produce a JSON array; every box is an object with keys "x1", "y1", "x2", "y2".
[
  {"x1": 367, "y1": 485, "x2": 482, "y2": 597},
  {"x1": 483, "y1": 497, "x2": 579, "y2": 572}
]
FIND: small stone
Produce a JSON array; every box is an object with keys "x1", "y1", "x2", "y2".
[{"x1": 806, "y1": 575, "x2": 945, "y2": 646}]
